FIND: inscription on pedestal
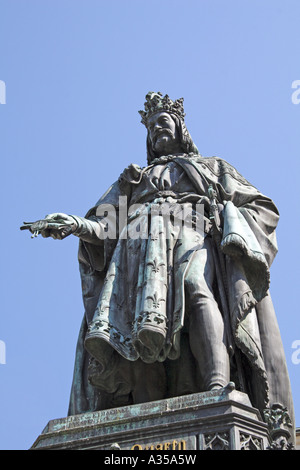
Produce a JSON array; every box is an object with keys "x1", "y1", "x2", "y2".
[
  {"x1": 130, "y1": 438, "x2": 189, "y2": 450},
  {"x1": 31, "y1": 390, "x2": 271, "y2": 450}
]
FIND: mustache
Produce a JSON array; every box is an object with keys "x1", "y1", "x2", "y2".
[{"x1": 152, "y1": 128, "x2": 174, "y2": 142}]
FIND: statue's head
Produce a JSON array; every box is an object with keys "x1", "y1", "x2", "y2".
[{"x1": 139, "y1": 92, "x2": 199, "y2": 164}]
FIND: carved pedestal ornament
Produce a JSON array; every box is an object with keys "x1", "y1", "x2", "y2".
[{"x1": 264, "y1": 403, "x2": 295, "y2": 450}]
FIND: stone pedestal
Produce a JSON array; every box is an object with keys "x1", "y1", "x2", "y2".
[{"x1": 31, "y1": 383, "x2": 270, "y2": 450}]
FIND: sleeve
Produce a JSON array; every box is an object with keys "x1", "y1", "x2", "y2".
[
  {"x1": 220, "y1": 192, "x2": 279, "y2": 302},
  {"x1": 77, "y1": 179, "x2": 131, "y2": 272}
]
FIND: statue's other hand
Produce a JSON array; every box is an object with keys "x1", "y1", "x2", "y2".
[{"x1": 41, "y1": 213, "x2": 78, "y2": 240}]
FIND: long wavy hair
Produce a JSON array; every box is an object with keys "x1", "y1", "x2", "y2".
[{"x1": 146, "y1": 113, "x2": 199, "y2": 164}]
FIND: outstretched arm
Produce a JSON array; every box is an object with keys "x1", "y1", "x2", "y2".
[{"x1": 20, "y1": 213, "x2": 104, "y2": 244}]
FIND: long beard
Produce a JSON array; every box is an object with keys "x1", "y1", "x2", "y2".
[{"x1": 152, "y1": 129, "x2": 177, "y2": 155}]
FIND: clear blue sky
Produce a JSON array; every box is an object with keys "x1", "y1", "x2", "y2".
[{"x1": 1, "y1": 0, "x2": 299, "y2": 449}]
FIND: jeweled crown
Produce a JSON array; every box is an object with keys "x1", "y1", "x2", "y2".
[{"x1": 139, "y1": 92, "x2": 186, "y2": 126}]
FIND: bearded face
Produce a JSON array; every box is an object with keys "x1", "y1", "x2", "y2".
[
  {"x1": 147, "y1": 112, "x2": 181, "y2": 157},
  {"x1": 146, "y1": 111, "x2": 199, "y2": 164}
]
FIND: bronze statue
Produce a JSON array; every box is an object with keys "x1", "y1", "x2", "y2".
[{"x1": 21, "y1": 92, "x2": 295, "y2": 446}]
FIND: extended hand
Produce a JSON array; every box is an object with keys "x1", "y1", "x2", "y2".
[
  {"x1": 20, "y1": 213, "x2": 78, "y2": 240},
  {"x1": 42, "y1": 213, "x2": 78, "y2": 239}
]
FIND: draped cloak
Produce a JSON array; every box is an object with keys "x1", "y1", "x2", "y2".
[{"x1": 68, "y1": 153, "x2": 295, "y2": 440}]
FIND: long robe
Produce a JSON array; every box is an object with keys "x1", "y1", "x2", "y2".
[{"x1": 68, "y1": 153, "x2": 295, "y2": 442}]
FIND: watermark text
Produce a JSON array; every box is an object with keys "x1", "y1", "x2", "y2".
[
  {"x1": 291, "y1": 80, "x2": 300, "y2": 104},
  {"x1": 291, "y1": 340, "x2": 300, "y2": 364},
  {"x1": 95, "y1": 198, "x2": 206, "y2": 240},
  {"x1": 0, "y1": 340, "x2": 6, "y2": 364},
  {"x1": 0, "y1": 80, "x2": 6, "y2": 104}
]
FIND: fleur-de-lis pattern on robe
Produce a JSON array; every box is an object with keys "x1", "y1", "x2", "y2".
[{"x1": 85, "y1": 159, "x2": 206, "y2": 364}]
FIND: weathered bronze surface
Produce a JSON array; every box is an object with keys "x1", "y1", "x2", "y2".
[
  {"x1": 31, "y1": 384, "x2": 271, "y2": 450},
  {"x1": 22, "y1": 92, "x2": 295, "y2": 447}
]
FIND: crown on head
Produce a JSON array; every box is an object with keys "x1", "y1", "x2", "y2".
[{"x1": 139, "y1": 92, "x2": 186, "y2": 126}]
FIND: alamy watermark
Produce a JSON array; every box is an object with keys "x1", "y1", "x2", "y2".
[
  {"x1": 0, "y1": 80, "x2": 6, "y2": 104},
  {"x1": 291, "y1": 80, "x2": 300, "y2": 104},
  {"x1": 291, "y1": 340, "x2": 300, "y2": 365},
  {"x1": 94, "y1": 198, "x2": 206, "y2": 240},
  {"x1": 0, "y1": 340, "x2": 6, "y2": 364}
]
